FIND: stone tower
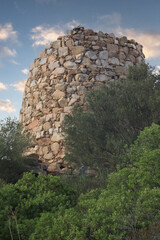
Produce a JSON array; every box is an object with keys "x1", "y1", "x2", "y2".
[{"x1": 20, "y1": 26, "x2": 145, "y2": 174}]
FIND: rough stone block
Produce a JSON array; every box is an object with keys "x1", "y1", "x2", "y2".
[
  {"x1": 52, "y1": 67, "x2": 65, "y2": 76},
  {"x1": 99, "y1": 50, "x2": 108, "y2": 59},
  {"x1": 71, "y1": 46, "x2": 85, "y2": 55},
  {"x1": 52, "y1": 90, "x2": 65, "y2": 100},
  {"x1": 64, "y1": 61, "x2": 77, "y2": 69},
  {"x1": 51, "y1": 142, "x2": 60, "y2": 155},
  {"x1": 51, "y1": 40, "x2": 61, "y2": 49},
  {"x1": 59, "y1": 47, "x2": 68, "y2": 57},
  {"x1": 48, "y1": 60, "x2": 59, "y2": 70},
  {"x1": 51, "y1": 132, "x2": 64, "y2": 142}
]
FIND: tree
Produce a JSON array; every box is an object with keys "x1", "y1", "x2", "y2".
[
  {"x1": 63, "y1": 63, "x2": 160, "y2": 172},
  {"x1": 0, "y1": 118, "x2": 32, "y2": 183}
]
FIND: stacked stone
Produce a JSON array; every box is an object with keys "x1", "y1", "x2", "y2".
[{"x1": 20, "y1": 26, "x2": 145, "y2": 173}]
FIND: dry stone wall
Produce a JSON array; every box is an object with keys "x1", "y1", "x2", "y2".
[{"x1": 20, "y1": 26, "x2": 145, "y2": 174}]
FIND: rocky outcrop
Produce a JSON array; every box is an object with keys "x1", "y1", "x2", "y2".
[{"x1": 20, "y1": 26, "x2": 145, "y2": 173}]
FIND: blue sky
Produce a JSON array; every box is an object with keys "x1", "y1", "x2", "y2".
[{"x1": 1, "y1": 0, "x2": 160, "y2": 119}]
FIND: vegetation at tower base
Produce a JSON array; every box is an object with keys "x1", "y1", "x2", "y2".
[
  {"x1": 63, "y1": 63, "x2": 160, "y2": 173},
  {"x1": 0, "y1": 172, "x2": 77, "y2": 240},
  {"x1": 0, "y1": 124, "x2": 159, "y2": 239},
  {"x1": 32, "y1": 124, "x2": 160, "y2": 239},
  {"x1": 0, "y1": 118, "x2": 33, "y2": 183},
  {"x1": 2, "y1": 63, "x2": 160, "y2": 239}
]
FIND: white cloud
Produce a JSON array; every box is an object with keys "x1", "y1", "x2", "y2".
[
  {"x1": 31, "y1": 25, "x2": 64, "y2": 46},
  {"x1": 65, "y1": 20, "x2": 81, "y2": 29},
  {"x1": 92, "y1": 13, "x2": 160, "y2": 59},
  {"x1": 22, "y1": 68, "x2": 29, "y2": 75},
  {"x1": 117, "y1": 27, "x2": 160, "y2": 59},
  {"x1": 0, "y1": 23, "x2": 18, "y2": 67},
  {"x1": 153, "y1": 70, "x2": 159, "y2": 75},
  {"x1": 0, "y1": 47, "x2": 16, "y2": 58},
  {"x1": 0, "y1": 82, "x2": 7, "y2": 90},
  {"x1": 31, "y1": 20, "x2": 84, "y2": 47},
  {"x1": 0, "y1": 99, "x2": 16, "y2": 113},
  {"x1": 0, "y1": 47, "x2": 17, "y2": 67},
  {"x1": 0, "y1": 23, "x2": 18, "y2": 42},
  {"x1": 153, "y1": 65, "x2": 160, "y2": 75},
  {"x1": 12, "y1": 79, "x2": 27, "y2": 92}
]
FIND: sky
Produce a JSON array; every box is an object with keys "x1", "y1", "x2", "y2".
[{"x1": 1, "y1": 0, "x2": 160, "y2": 120}]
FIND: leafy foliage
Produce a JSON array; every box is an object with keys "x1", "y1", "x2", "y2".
[
  {"x1": 63, "y1": 63, "x2": 160, "y2": 171},
  {"x1": 1, "y1": 122, "x2": 160, "y2": 240},
  {"x1": 1, "y1": 64, "x2": 160, "y2": 239},
  {"x1": 0, "y1": 118, "x2": 32, "y2": 183},
  {"x1": 31, "y1": 124, "x2": 160, "y2": 240},
  {"x1": 0, "y1": 178, "x2": 6, "y2": 188},
  {"x1": 0, "y1": 172, "x2": 77, "y2": 240}
]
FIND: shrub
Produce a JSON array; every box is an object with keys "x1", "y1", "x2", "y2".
[
  {"x1": 30, "y1": 189, "x2": 101, "y2": 240},
  {"x1": 0, "y1": 172, "x2": 77, "y2": 240},
  {"x1": 0, "y1": 118, "x2": 32, "y2": 183},
  {"x1": 32, "y1": 124, "x2": 160, "y2": 239}
]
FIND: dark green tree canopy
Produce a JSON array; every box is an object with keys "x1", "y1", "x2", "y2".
[{"x1": 63, "y1": 63, "x2": 160, "y2": 171}]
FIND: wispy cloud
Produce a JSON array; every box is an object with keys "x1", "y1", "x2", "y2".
[
  {"x1": 0, "y1": 23, "x2": 18, "y2": 67},
  {"x1": 10, "y1": 59, "x2": 19, "y2": 65},
  {"x1": 92, "y1": 13, "x2": 160, "y2": 59},
  {"x1": 22, "y1": 68, "x2": 29, "y2": 75},
  {"x1": 31, "y1": 20, "x2": 82, "y2": 47},
  {"x1": 153, "y1": 65, "x2": 160, "y2": 75},
  {"x1": 65, "y1": 20, "x2": 81, "y2": 29},
  {"x1": 117, "y1": 27, "x2": 160, "y2": 59},
  {"x1": 31, "y1": 25, "x2": 64, "y2": 46},
  {"x1": 0, "y1": 99, "x2": 16, "y2": 113},
  {"x1": 0, "y1": 82, "x2": 7, "y2": 90},
  {"x1": 11, "y1": 79, "x2": 26, "y2": 92},
  {"x1": 0, "y1": 47, "x2": 16, "y2": 58},
  {"x1": 1, "y1": 79, "x2": 26, "y2": 93},
  {"x1": 0, "y1": 23, "x2": 18, "y2": 42}
]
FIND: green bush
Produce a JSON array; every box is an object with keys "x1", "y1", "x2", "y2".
[
  {"x1": 61, "y1": 170, "x2": 107, "y2": 195},
  {"x1": 0, "y1": 172, "x2": 77, "y2": 240},
  {"x1": 30, "y1": 189, "x2": 101, "y2": 240},
  {"x1": 32, "y1": 124, "x2": 160, "y2": 240},
  {"x1": 0, "y1": 118, "x2": 32, "y2": 183}
]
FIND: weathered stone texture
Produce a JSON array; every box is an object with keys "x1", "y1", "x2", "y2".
[{"x1": 20, "y1": 26, "x2": 145, "y2": 173}]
